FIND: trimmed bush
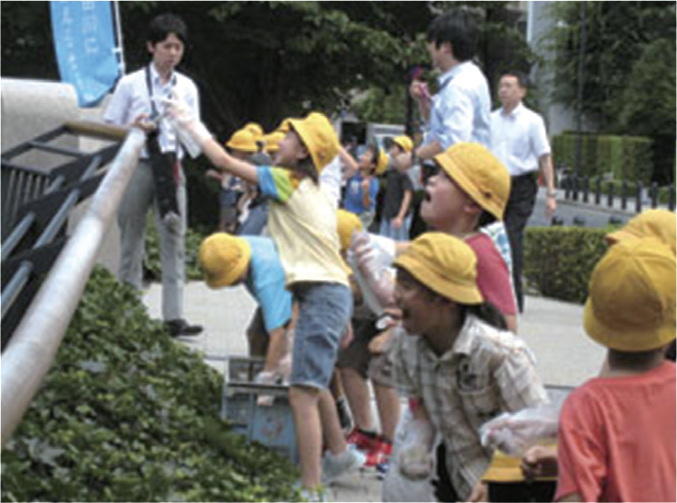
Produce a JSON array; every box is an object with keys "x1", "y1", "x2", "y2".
[
  {"x1": 552, "y1": 132, "x2": 654, "y2": 183},
  {"x1": 524, "y1": 227, "x2": 609, "y2": 304},
  {"x1": 1, "y1": 268, "x2": 299, "y2": 502}
]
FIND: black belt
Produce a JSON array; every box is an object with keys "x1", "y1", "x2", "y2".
[{"x1": 511, "y1": 171, "x2": 538, "y2": 182}]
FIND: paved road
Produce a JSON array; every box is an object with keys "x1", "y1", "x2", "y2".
[{"x1": 143, "y1": 282, "x2": 604, "y2": 502}]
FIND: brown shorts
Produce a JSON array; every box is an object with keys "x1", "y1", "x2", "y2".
[
  {"x1": 246, "y1": 307, "x2": 269, "y2": 358},
  {"x1": 336, "y1": 317, "x2": 397, "y2": 387}
]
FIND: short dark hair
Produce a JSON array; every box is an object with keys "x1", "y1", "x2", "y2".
[
  {"x1": 501, "y1": 70, "x2": 529, "y2": 89},
  {"x1": 426, "y1": 10, "x2": 480, "y2": 62},
  {"x1": 147, "y1": 13, "x2": 188, "y2": 45}
]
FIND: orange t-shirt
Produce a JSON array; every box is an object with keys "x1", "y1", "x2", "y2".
[{"x1": 556, "y1": 361, "x2": 676, "y2": 502}]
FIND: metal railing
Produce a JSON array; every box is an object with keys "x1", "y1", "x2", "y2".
[{"x1": 1, "y1": 124, "x2": 146, "y2": 445}]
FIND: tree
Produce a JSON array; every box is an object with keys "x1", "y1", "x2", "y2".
[{"x1": 547, "y1": 1, "x2": 676, "y2": 182}]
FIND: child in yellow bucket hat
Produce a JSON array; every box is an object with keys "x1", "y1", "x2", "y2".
[
  {"x1": 198, "y1": 233, "x2": 294, "y2": 383},
  {"x1": 356, "y1": 142, "x2": 518, "y2": 331},
  {"x1": 421, "y1": 142, "x2": 517, "y2": 331},
  {"x1": 555, "y1": 238, "x2": 676, "y2": 503},
  {"x1": 379, "y1": 136, "x2": 415, "y2": 242},
  {"x1": 343, "y1": 144, "x2": 385, "y2": 230},
  {"x1": 389, "y1": 232, "x2": 547, "y2": 502},
  {"x1": 165, "y1": 103, "x2": 363, "y2": 491},
  {"x1": 205, "y1": 128, "x2": 258, "y2": 233}
]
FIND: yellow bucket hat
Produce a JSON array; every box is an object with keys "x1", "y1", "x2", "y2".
[
  {"x1": 276, "y1": 118, "x2": 296, "y2": 135},
  {"x1": 433, "y1": 143, "x2": 511, "y2": 221},
  {"x1": 289, "y1": 112, "x2": 340, "y2": 173},
  {"x1": 263, "y1": 131, "x2": 285, "y2": 154},
  {"x1": 606, "y1": 209, "x2": 676, "y2": 256},
  {"x1": 337, "y1": 209, "x2": 364, "y2": 252},
  {"x1": 198, "y1": 233, "x2": 252, "y2": 288},
  {"x1": 226, "y1": 129, "x2": 258, "y2": 153},
  {"x1": 244, "y1": 122, "x2": 264, "y2": 141},
  {"x1": 584, "y1": 238, "x2": 676, "y2": 352},
  {"x1": 392, "y1": 135, "x2": 414, "y2": 154},
  {"x1": 394, "y1": 232, "x2": 483, "y2": 304},
  {"x1": 375, "y1": 148, "x2": 389, "y2": 176}
]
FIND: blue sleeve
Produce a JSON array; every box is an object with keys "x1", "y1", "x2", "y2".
[{"x1": 257, "y1": 166, "x2": 296, "y2": 203}]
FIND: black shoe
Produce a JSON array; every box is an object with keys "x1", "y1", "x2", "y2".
[{"x1": 165, "y1": 318, "x2": 203, "y2": 337}]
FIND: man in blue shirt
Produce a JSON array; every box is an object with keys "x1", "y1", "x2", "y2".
[{"x1": 410, "y1": 11, "x2": 491, "y2": 170}]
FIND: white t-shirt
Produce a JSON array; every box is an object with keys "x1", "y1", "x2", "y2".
[
  {"x1": 490, "y1": 103, "x2": 551, "y2": 177},
  {"x1": 319, "y1": 155, "x2": 342, "y2": 209}
]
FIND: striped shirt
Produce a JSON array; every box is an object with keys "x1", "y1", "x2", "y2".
[{"x1": 392, "y1": 314, "x2": 548, "y2": 500}]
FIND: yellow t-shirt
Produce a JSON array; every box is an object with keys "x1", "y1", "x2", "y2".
[{"x1": 258, "y1": 166, "x2": 348, "y2": 287}]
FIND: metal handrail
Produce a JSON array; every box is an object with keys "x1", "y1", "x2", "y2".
[{"x1": 1, "y1": 126, "x2": 145, "y2": 445}]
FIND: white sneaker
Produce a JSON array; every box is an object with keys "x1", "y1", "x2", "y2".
[
  {"x1": 322, "y1": 448, "x2": 366, "y2": 482},
  {"x1": 299, "y1": 487, "x2": 327, "y2": 502}
]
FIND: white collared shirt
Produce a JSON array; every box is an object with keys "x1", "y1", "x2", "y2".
[
  {"x1": 103, "y1": 64, "x2": 200, "y2": 160},
  {"x1": 423, "y1": 61, "x2": 492, "y2": 150},
  {"x1": 491, "y1": 103, "x2": 550, "y2": 176}
]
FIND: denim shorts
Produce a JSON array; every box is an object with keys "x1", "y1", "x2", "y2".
[{"x1": 290, "y1": 282, "x2": 352, "y2": 390}]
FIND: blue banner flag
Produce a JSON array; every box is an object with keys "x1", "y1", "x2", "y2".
[{"x1": 50, "y1": 1, "x2": 121, "y2": 107}]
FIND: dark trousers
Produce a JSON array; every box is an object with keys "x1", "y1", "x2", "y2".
[
  {"x1": 433, "y1": 443, "x2": 459, "y2": 502},
  {"x1": 504, "y1": 173, "x2": 538, "y2": 313}
]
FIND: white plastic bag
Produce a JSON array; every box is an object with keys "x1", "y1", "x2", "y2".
[
  {"x1": 480, "y1": 403, "x2": 560, "y2": 457},
  {"x1": 346, "y1": 231, "x2": 396, "y2": 316},
  {"x1": 382, "y1": 407, "x2": 439, "y2": 502}
]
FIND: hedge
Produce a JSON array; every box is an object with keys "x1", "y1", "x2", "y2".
[
  {"x1": 1, "y1": 268, "x2": 299, "y2": 502},
  {"x1": 524, "y1": 226, "x2": 609, "y2": 304},
  {"x1": 552, "y1": 132, "x2": 654, "y2": 183}
]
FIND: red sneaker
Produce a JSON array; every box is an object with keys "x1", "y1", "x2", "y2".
[
  {"x1": 365, "y1": 437, "x2": 393, "y2": 467},
  {"x1": 345, "y1": 428, "x2": 379, "y2": 452}
]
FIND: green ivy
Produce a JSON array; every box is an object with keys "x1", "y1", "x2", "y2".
[
  {"x1": 1, "y1": 268, "x2": 299, "y2": 502},
  {"x1": 524, "y1": 227, "x2": 610, "y2": 304}
]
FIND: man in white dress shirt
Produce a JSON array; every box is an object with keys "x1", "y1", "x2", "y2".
[
  {"x1": 104, "y1": 13, "x2": 202, "y2": 337},
  {"x1": 491, "y1": 70, "x2": 557, "y2": 313}
]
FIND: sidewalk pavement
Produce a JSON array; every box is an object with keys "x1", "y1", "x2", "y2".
[{"x1": 143, "y1": 283, "x2": 605, "y2": 502}]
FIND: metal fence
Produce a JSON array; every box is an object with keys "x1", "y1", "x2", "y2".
[
  {"x1": 562, "y1": 173, "x2": 675, "y2": 213},
  {"x1": 1, "y1": 122, "x2": 145, "y2": 445}
]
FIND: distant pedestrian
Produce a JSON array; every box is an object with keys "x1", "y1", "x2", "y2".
[{"x1": 491, "y1": 70, "x2": 557, "y2": 313}]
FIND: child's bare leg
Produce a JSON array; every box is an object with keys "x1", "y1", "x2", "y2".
[
  {"x1": 340, "y1": 367, "x2": 374, "y2": 431},
  {"x1": 289, "y1": 385, "x2": 322, "y2": 488},
  {"x1": 373, "y1": 382, "x2": 400, "y2": 441},
  {"x1": 318, "y1": 388, "x2": 348, "y2": 454}
]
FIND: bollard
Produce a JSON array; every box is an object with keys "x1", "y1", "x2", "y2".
[
  {"x1": 621, "y1": 179, "x2": 628, "y2": 210},
  {"x1": 609, "y1": 215, "x2": 624, "y2": 227},
  {"x1": 572, "y1": 173, "x2": 579, "y2": 202},
  {"x1": 583, "y1": 176, "x2": 590, "y2": 203},
  {"x1": 650, "y1": 182, "x2": 659, "y2": 208},
  {"x1": 595, "y1": 176, "x2": 602, "y2": 205},
  {"x1": 636, "y1": 181, "x2": 643, "y2": 214},
  {"x1": 607, "y1": 182, "x2": 614, "y2": 208}
]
